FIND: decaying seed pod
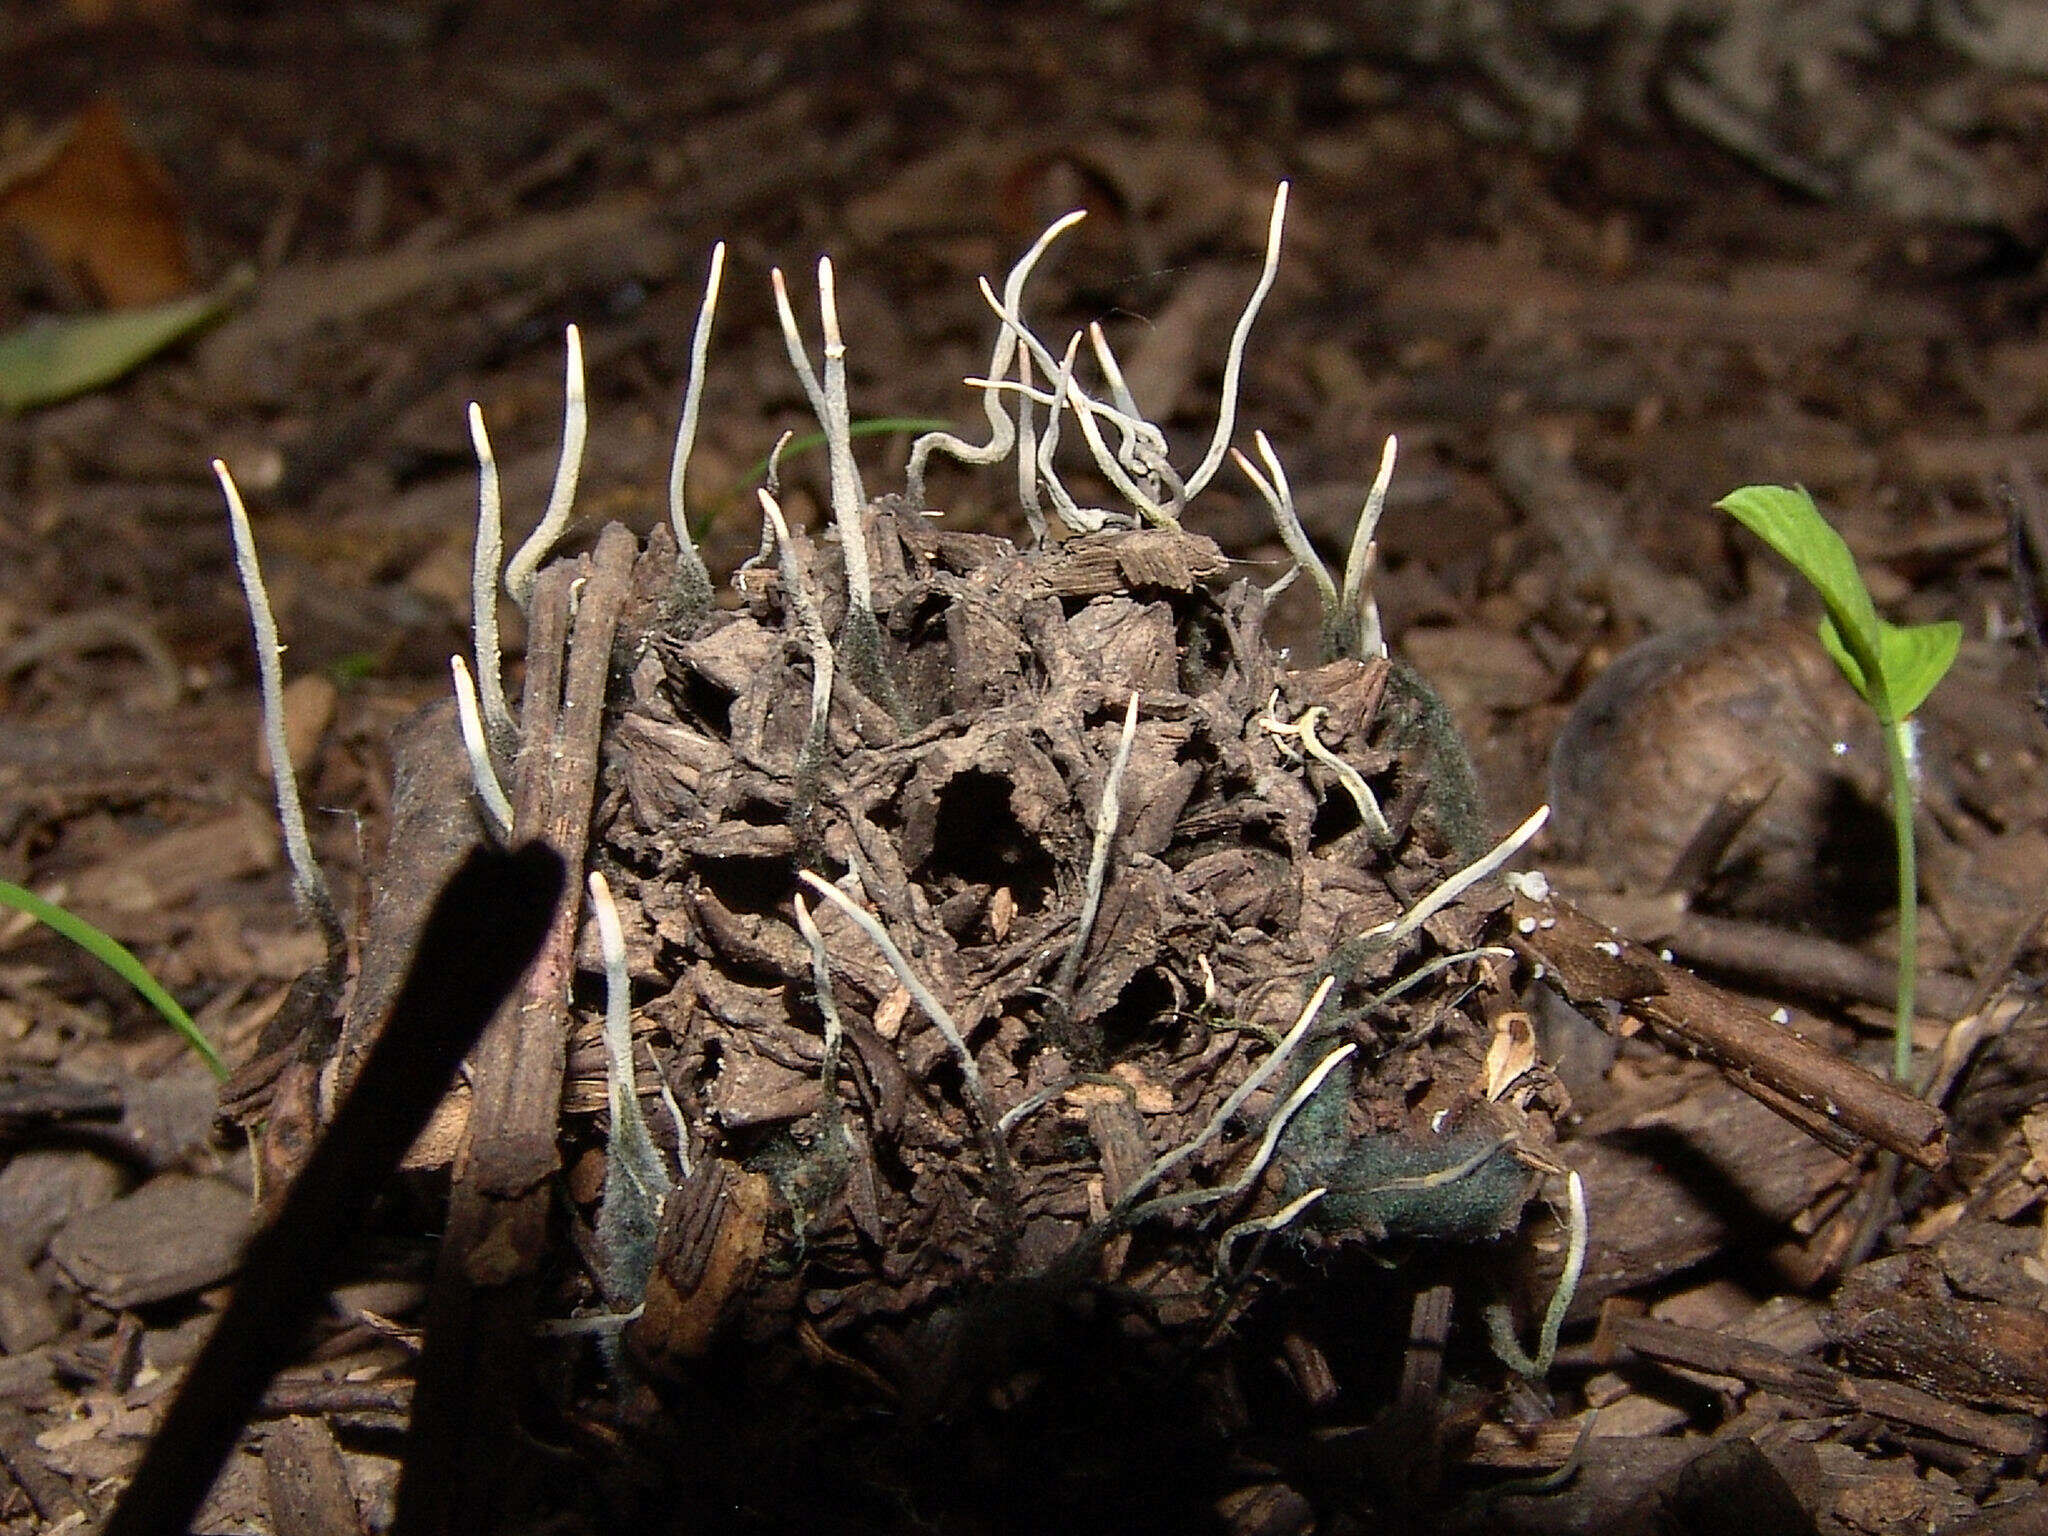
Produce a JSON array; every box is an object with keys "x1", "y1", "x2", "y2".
[{"x1": 223, "y1": 189, "x2": 1575, "y2": 1528}]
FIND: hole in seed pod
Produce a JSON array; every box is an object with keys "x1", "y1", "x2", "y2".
[
  {"x1": 1176, "y1": 610, "x2": 1232, "y2": 693},
  {"x1": 1309, "y1": 783, "x2": 1363, "y2": 849},
  {"x1": 1095, "y1": 966, "x2": 1178, "y2": 1049},
  {"x1": 923, "y1": 769, "x2": 1057, "y2": 915},
  {"x1": 670, "y1": 661, "x2": 738, "y2": 727},
  {"x1": 698, "y1": 853, "x2": 798, "y2": 919}
]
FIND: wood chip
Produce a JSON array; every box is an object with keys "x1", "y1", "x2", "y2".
[
  {"x1": 263, "y1": 1415, "x2": 364, "y2": 1536},
  {"x1": 48, "y1": 1173, "x2": 251, "y2": 1310}
]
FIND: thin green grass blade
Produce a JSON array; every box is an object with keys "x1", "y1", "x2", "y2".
[
  {"x1": 0, "y1": 879, "x2": 228, "y2": 1080},
  {"x1": 734, "y1": 417, "x2": 954, "y2": 494}
]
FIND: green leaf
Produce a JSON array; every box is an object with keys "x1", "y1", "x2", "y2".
[
  {"x1": 1716, "y1": 485, "x2": 1886, "y2": 707},
  {"x1": 0, "y1": 282, "x2": 238, "y2": 413},
  {"x1": 1818, "y1": 615, "x2": 1872, "y2": 702},
  {"x1": 0, "y1": 879, "x2": 227, "y2": 1080},
  {"x1": 1876, "y1": 619, "x2": 1961, "y2": 720},
  {"x1": 1724, "y1": 486, "x2": 1959, "y2": 724}
]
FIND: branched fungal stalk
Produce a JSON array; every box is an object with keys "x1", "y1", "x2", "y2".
[
  {"x1": 797, "y1": 872, "x2": 1015, "y2": 1199},
  {"x1": 772, "y1": 261, "x2": 894, "y2": 705},
  {"x1": 214, "y1": 460, "x2": 343, "y2": 953},
  {"x1": 771, "y1": 264, "x2": 870, "y2": 603},
  {"x1": 1032, "y1": 333, "x2": 1101, "y2": 533},
  {"x1": 958, "y1": 182, "x2": 1286, "y2": 526},
  {"x1": 1182, "y1": 181, "x2": 1288, "y2": 501},
  {"x1": 589, "y1": 871, "x2": 670, "y2": 1311},
  {"x1": 1216, "y1": 1186, "x2": 1328, "y2": 1281},
  {"x1": 757, "y1": 489, "x2": 836, "y2": 812},
  {"x1": 1235, "y1": 431, "x2": 1339, "y2": 626},
  {"x1": 1259, "y1": 699, "x2": 1393, "y2": 844},
  {"x1": 1085, "y1": 321, "x2": 1187, "y2": 514},
  {"x1": 1486, "y1": 1168, "x2": 1588, "y2": 1378},
  {"x1": 1113, "y1": 976, "x2": 1336, "y2": 1221},
  {"x1": 1263, "y1": 564, "x2": 1303, "y2": 601},
  {"x1": 906, "y1": 209, "x2": 1087, "y2": 508},
  {"x1": 1341, "y1": 435, "x2": 1398, "y2": 659},
  {"x1": 792, "y1": 892, "x2": 848, "y2": 1153},
  {"x1": 1061, "y1": 368, "x2": 1176, "y2": 526},
  {"x1": 1054, "y1": 692, "x2": 1140, "y2": 1004},
  {"x1": 465, "y1": 403, "x2": 518, "y2": 759},
  {"x1": 1128, "y1": 1040, "x2": 1358, "y2": 1225},
  {"x1": 1237, "y1": 429, "x2": 1397, "y2": 661},
  {"x1": 1365, "y1": 804, "x2": 1550, "y2": 950},
  {"x1": 973, "y1": 284, "x2": 1170, "y2": 527},
  {"x1": 666, "y1": 241, "x2": 726, "y2": 618},
  {"x1": 504, "y1": 324, "x2": 588, "y2": 613},
  {"x1": 1087, "y1": 321, "x2": 1145, "y2": 435},
  {"x1": 449, "y1": 655, "x2": 514, "y2": 840}
]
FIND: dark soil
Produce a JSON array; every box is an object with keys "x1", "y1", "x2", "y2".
[{"x1": 4, "y1": 3, "x2": 2048, "y2": 1534}]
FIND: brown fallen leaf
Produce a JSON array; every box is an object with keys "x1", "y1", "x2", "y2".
[{"x1": 0, "y1": 99, "x2": 194, "y2": 308}]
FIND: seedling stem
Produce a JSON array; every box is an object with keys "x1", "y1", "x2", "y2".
[
  {"x1": 1883, "y1": 716, "x2": 1920, "y2": 1083},
  {"x1": 1713, "y1": 485, "x2": 1959, "y2": 1083}
]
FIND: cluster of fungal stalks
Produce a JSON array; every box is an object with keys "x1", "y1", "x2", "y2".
[{"x1": 222, "y1": 185, "x2": 1587, "y2": 1460}]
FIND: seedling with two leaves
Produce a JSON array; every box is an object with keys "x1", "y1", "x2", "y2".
[{"x1": 1713, "y1": 485, "x2": 1961, "y2": 1083}]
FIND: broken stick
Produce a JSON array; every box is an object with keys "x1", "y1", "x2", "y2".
[{"x1": 1511, "y1": 892, "x2": 1947, "y2": 1171}]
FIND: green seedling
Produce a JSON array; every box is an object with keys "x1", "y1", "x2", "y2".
[
  {"x1": 0, "y1": 879, "x2": 227, "y2": 1080},
  {"x1": 1713, "y1": 485, "x2": 1961, "y2": 1082}
]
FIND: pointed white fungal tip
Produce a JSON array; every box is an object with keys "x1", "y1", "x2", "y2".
[
  {"x1": 449, "y1": 653, "x2": 514, "y2": 837},
  {"x1": 818, "y1": 256, "x2": 843, "y2": 352},
  {"x1": 588, "y1": 870, "x2": 625, "y2": 964}
]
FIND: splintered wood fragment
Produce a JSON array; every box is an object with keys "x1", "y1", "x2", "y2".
[
  {"x1": 259, "y1": 1380, "x2": 413, "y2": 1418},
  {"x1": 1398, "y1": 1283, "x2": 1454, "y2": 1411},
  {"x1": 1605, "y1": 1315, "x2": 2040, "y2": 1457},
  {"x1": 629, "y1": 1160, "x2": 775, "y2": 1373},
  {"x1": 1924, "y1": 1487, "x2": 2048, "y2": 1536},
  {"x1": 263, "y1": 1416, "x2": 364, "y2": 1536},
  {"x1": 398, "y1": 524, "x2": 638, "y2": 1536},
  {"x1": 1827, "y1": 1252, "x2": 2048, "y2": 1414},
  {"x1": 469, "y1": 536, "x2": 639, "y2": 1208},
  {"x1": 1463, "y1": 1414, "x2": 1592, "y2": 1472},
  {"x1": 0, "y1": 1403, "x2": 91, "y2": 1527},
  {"x1": 1511, "y1": 893, "x2": 1948, "y2": 1170},
  {"x1": 1037, "y1": 528, "x2": 1227, "y2": 598}
]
